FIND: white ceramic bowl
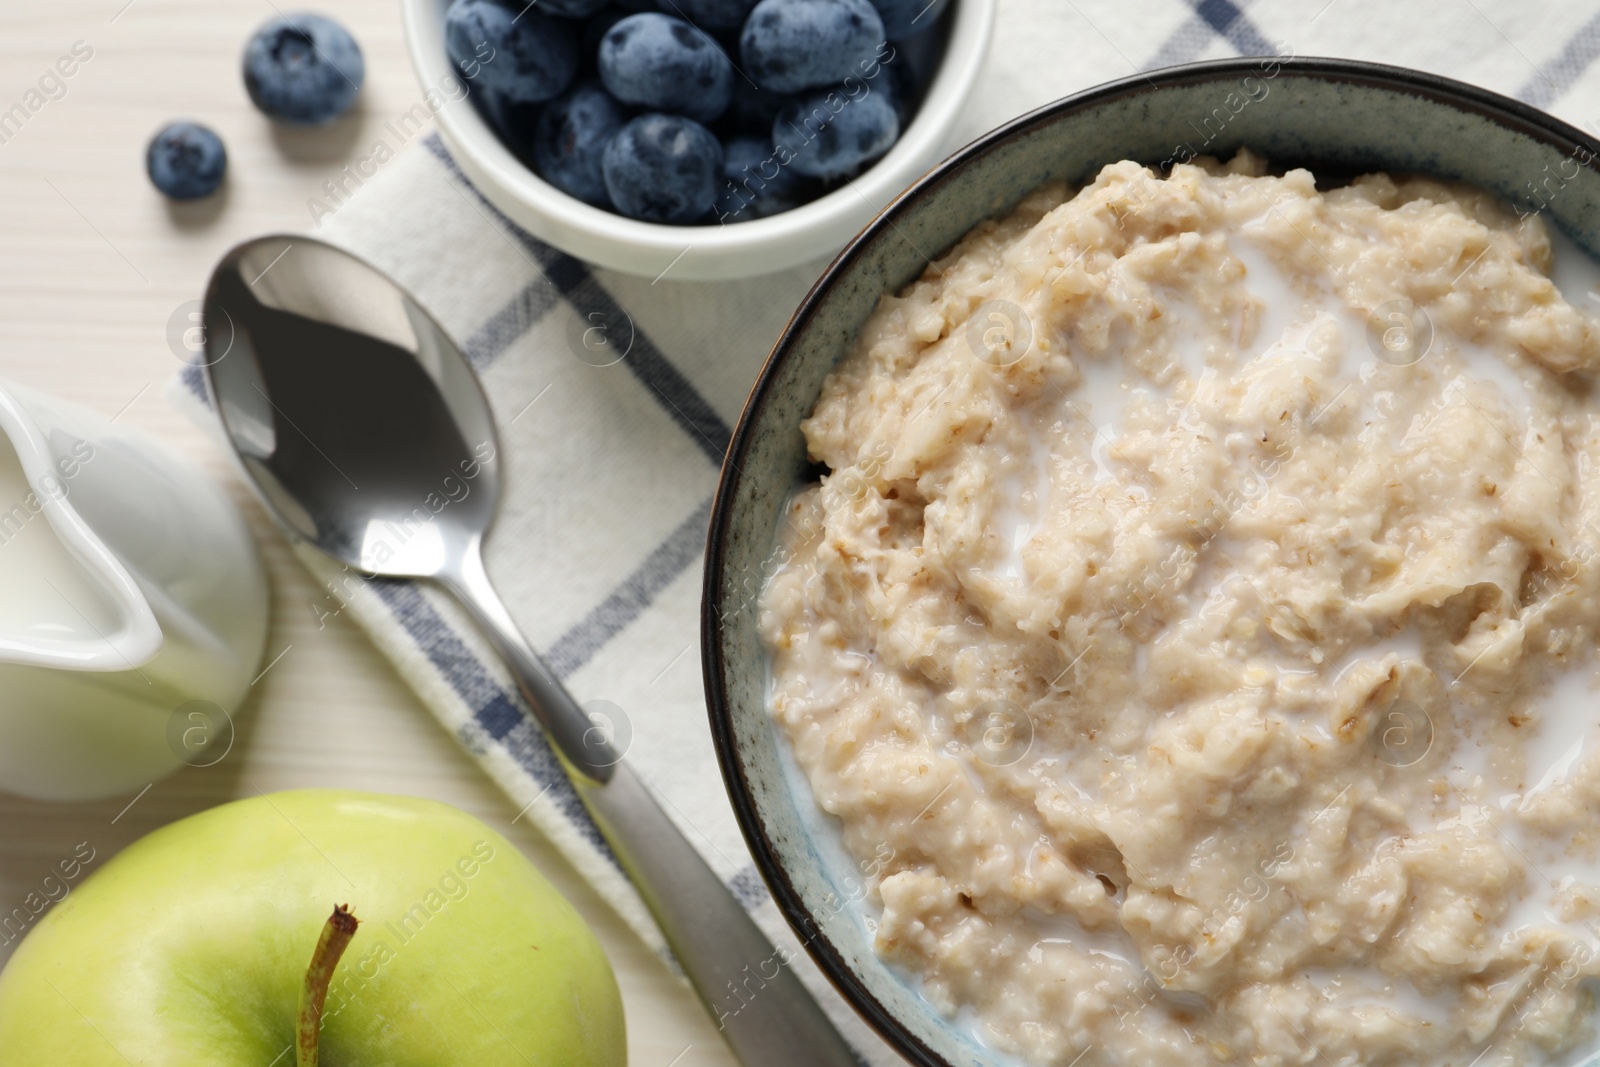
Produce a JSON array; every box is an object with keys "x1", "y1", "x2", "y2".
[{"x1": 401, "y1": 0, "x2": 996, "y2": 280}]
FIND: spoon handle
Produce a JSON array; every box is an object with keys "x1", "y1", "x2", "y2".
[
  {"x1": 574, "y1": 766, "x2": 864, "y2": 1067},
  {"x1": 443, "y1": 544, "x2": 622, "y2": 783},
  {"x1": 442, "y1": 545, "x2": 862, "y2": 1067}
]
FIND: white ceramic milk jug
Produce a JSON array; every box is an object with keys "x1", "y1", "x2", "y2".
[{"x1": 0, "y1": 380, "x2": 268, "y2": 801}]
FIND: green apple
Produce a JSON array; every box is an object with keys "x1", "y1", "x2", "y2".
[{"x1": 0, "y1": 790, "x2": 626, "y2": 1066}]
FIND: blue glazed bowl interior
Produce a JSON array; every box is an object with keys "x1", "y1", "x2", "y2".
[{"x1": 703, "y1": 57, "x2": 1600, "y2": 1067}]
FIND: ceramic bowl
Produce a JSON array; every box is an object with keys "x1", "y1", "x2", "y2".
[
  {"x1": 702, "y1": 57, "x2": 1600, "y2": 1067},
  {"x1": 400, "y1": 0, "x2": 996, "y2": 282}
]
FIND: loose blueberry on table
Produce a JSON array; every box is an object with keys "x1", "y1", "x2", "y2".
[
  {"x1": 146, "y1": 122, "x2": 228, "y2": 200},
  {"x1": 444, "y1": 0, "x2": 951, "y2": 225},
  {"x1": 243, "y1": 12, "x2": 366, "y2": 125}
]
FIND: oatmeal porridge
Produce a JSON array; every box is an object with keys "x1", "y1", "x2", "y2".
[{"x1": 759, "y1": 151, "x2": 1600, "y2": 1065}]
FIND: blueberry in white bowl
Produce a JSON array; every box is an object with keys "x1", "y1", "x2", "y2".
[
  {"x1": 146, "y1": 122, "x2": 227, "y2": 200},
  {"x1": 603, "y1": 113, "x2": 723, "y2": 222},
  {"x1": 599, "y1": 13, "x2": 733, "y2": 123},
  {"x1": 740, "y1": 0, "x2": 886, "y2": 94},
  {"x1": 415, "y1": 0, "x2": 988, "y2": 259},
  {"x1": 442, "y1": 0, "x2": 935, "y2": 226},
  {"x1": 534, "y1": 81, "x2": 630, "y2": 206},
  {"x1": 243, "y1": 12, "x2": 365, "y2": 125},
  {"x1": 714, "y1": 135, "x2": 808, "y2": 221},
  {"x1": 772, "y1": 85, "x2": 898, "y2": 178},
  {"x1": 446, "y1": 0, "x2": 579, "y2": 107}
]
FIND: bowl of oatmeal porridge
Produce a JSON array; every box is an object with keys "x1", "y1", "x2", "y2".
[{"x1": 703, "y1": 57, "x2": 1600, "y2": 1067}]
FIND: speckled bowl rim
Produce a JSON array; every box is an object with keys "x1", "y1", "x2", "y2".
[{"x1": 702, "y1": 56, "x2": 1600, "y2": 1067}]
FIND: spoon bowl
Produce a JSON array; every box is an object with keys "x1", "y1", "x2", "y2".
[{"x1": 205, "y1": 236, "x2": 498, "y2": 580}]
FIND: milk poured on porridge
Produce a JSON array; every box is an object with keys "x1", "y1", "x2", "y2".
[{"x1": 761, "y1": 152, "x2": 1600, "y2": 1066}]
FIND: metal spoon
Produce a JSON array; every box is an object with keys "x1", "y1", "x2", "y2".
[{"x1": 201, "y1": 235, "x2": 859, "y2": 1067}]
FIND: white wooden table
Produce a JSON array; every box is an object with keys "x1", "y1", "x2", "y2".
[{"x1": 0, "y1": 3, "x2": 735, "y2": 1063}]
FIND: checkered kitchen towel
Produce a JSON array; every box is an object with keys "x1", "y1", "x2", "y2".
[{"x1": 177, "y1": 1, "x2": 1600, "y2": 1060}]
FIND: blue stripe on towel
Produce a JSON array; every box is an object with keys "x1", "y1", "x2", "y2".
[
  {"x1": 1141, "y1": 0, "x2": 1273, "y2": 98},
  {"x1": 180, "y1": 362, "x2": 207, "y2": 404},
  {"x1": 1516, "y1": 9, "x2": 1600, "y2": 107},
  {"x1": 420, "y1": 134, "x2": 734, "y2": 463},
  {"x1": 462, "y1": 278, "x2": 565, "y2": 370},
  {"x1": 543, "y1": 256, "x2": 733, "y2": 462},
  {"x1": 729, "y1": 864, "x2": 771, "y2": 909},
  {"x1": 546, "y1": 496, "x2": 714, "y2": 677},
  {"x1": 1191, "y1": 0, "x2": 1274, "y2": 57},
  {"x1": 368, "y1": 577, "x2": 615, "y2": 854}
]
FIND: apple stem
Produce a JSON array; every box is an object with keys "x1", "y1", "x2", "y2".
[{"x1": 297, "y1": 904, "x2": 360, "y2": 1067}]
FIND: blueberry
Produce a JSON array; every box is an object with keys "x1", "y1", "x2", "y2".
[
  {"x1": 714, "y1": 135, "x2": 807, "y2": 221},
  {"x1": 446, "y1": 0, "x2": 578, "y2": 107},
  {"x1": 600, "y1": 13, "x2": 733, "y2": 123},
  {"x1": 146, "y1": 122, "x2": 227, "y2": 200},
  {"x1": 868, "y1": 0, "x2": 946, "y2": 38},
  {"x1": 602, "y1": 113, "x2": 722, "y2": 222},
  {"x1": 741, "y1": 0, "x2": 886, "y2": 94},
  {"x1": 534, "y1": 82, "x2": 629, "y2": 206},
  {"x1": 655, "y1": 0, "x2": 759, "y2": 32},
  {"x1": 773, "y1": 84, "x2": 897, "y2": 179},
  {"x1": 539, "y1": 0, "x2": 611, "y2": 16},
  {"x1": 582, "y1": 0, "x2": 673, "y2": 58},
  {"x1": 242, "y1": 12, "x2": 364, "y2": 125}
]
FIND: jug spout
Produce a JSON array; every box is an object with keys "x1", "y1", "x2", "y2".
[{"x1": 0, "y1": 385, "x2": 162, "y2": 671}]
